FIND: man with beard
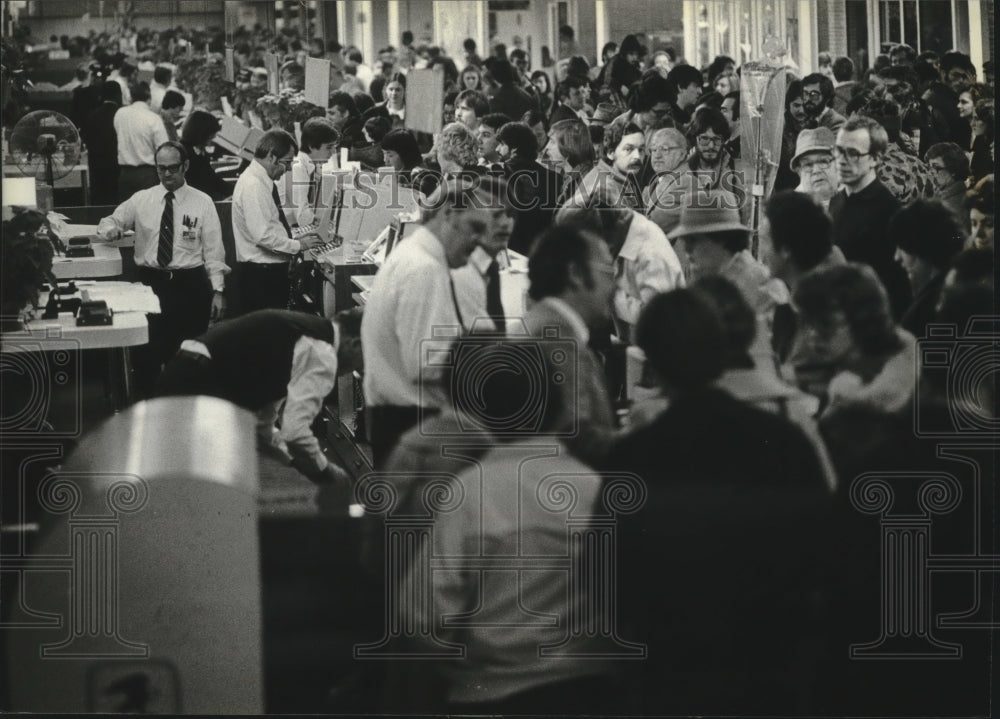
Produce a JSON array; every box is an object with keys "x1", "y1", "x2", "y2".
[
  {"x1": 790, "y1": 127, "x2": 839, "y2": 210},
  {"x1": 561, "y1": 115, "x2": 646, "y2": 211},
  {"x1": 680, "y1": 108, "x2": 742, "y2": 202},
  {"x1": 800, "y1": 73, "x2": 847, "y2": 132}
]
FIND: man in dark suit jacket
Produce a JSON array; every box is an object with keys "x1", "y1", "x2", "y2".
[
  {"x1": 523, "y1": 225, "x2": 617, "y2": 469},
  {"x1": 496, "y1": 122, "x2": 562, "y2": 255},
  {"x1": 81, "y1": 80, "x2": 122, "y2": 205},
  {"x1": 549, "y1": 75, "x2": 588, "y2": 125},
  {"x1": 488, "y1": 59, "x2": 539, "y2": 121},
  {"x1": 829, "y1": 117, "x2": 911, "y2": 318}
]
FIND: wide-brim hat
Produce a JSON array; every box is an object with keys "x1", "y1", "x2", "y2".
[
  {"x1": 590, "y1": 102, "x2": 620, "y2": 125},
  {"x1": 666, "y1": 191, "x2": 748, "y2": 239},
  {"x1": 790, "y1": 126, "x2": 836, "y2": 169}
]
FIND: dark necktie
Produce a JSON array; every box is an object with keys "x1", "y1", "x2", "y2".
[
  {"x1": 308, "y1": 167, "x2": 319, "y2": 210},
  {"x1": 157, "y1": 190, "x2": 174, "y2": 267},
  {"x1": 271, "y1": 183, "x2": 292, "y2": 237},
  {"x1": 485, "y1": 260, "x2": 505, "y2": 333}
]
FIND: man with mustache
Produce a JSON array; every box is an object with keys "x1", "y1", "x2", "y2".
[
  {"x1": 562, "y1": 115, "x2": 646, "y2": 211},
  {"x1": 800, "y1": 72, "x2": 847, "y2": 132}
]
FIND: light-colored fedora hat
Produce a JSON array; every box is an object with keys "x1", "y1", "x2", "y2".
[
  {"x1": 666, "y1": 191, "x2": 748, "y2": 240},
  {"x1": 590, "y1": 102, "x2": 621, "y2": 126},
  {"x1": 791, "y1": 126, "x2": 836, "y2": 169}
]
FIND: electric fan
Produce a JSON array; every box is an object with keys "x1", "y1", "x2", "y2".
[{"x1": 8, "y1": 110, "x2": 82, "y2": 194}]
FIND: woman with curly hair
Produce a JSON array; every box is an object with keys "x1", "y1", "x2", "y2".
[{"x1": 416, "y1": 122, "x2": 479, "y2": 197}]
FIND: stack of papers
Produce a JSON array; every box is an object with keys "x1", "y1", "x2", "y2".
[{"x1": 75, "y1": 281, "x2": 162, "y2": 314}]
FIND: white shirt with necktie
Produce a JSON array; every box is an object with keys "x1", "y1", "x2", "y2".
[
  {"x1": 97, "y1": 182, "x2": 229, "y2": 291},
  {"x1": 277, "y1": 150, "x2": 321, "y2": 227},
  {"x1": 361, "y1": 225, "x2": 464, "y2": 409},
  {"x1": 113, "y1": 100, "x2": 170, "y2": 167},
  {"x1": 232, "y1": 159, "x2": 303, "y2": 263},
  {"x1": 451, "y1": 246, "x2": 500, "y2": 332}
]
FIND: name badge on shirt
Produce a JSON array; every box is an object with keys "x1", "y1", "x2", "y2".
[{"x1": 181, "y1": 215, "x2": 200, "y2": 243}]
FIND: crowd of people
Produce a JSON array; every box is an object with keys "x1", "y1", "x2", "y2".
[{"x1": 2, "y1": 17, "x2": 996, "y2": 716}]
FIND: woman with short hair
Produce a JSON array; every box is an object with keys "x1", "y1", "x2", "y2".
[{"x1": 180, "y1": 110, "x2": 231, "y2": 200}]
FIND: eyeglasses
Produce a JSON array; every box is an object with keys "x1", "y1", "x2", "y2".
[
  {"x1": 798, "y1": 157, "x2": 833, "y2": 171},
  {"x1": 803, "y1": 90, "x2": 824, "y2": 100},
  {"x1": 696, "y1": 135, "x2": 724, "y2": 147},
  {"x1": 156, "y1": 163, "x2": 184, "y2": 174},
  {"x1": 650, "y1": 146, "x2": 686, "y2": 155},
  {"x1": 832, "y1": 146, "x2": 870, "y2": 162}
]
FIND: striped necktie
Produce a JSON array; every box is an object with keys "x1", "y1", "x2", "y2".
[{"x1": 157, "y1": 190, "x2": 174, "y2": 267}]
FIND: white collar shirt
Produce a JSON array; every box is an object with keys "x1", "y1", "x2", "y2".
[
  {"x1": 96, "y1": 182, "x2": 229, "y2": 290},
  {"x1": 113, "y1": 100, "x2": 169, "y2": 167},
  {"x1": 361, "y1": 225, "x2": 464, "y2": 408},
  {"x1": 450, "y1": 246, "x2": 498, "y2": 332},
  {"x1": 150, "y1": 81, "x2": 168, "y2": 111},
  {"x1": 232, "y1": 159, "x2": 303, "y2": 262},
  {"x1": 276, "y1": 150, "x2": 321, "y2": 227}
]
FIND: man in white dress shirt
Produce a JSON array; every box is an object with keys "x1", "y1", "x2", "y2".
[
  {"x1": 277, "y1": 117, "x2": 340, "y2": 227},
  {"x1": 97, "y1": 141, "x2": 229, "y2": 396},
  {"x1": 451, "y1": 197, "x2": 515, "y2": 333},
  {"x1": 157, "y1": 308, "x2": 364, "y2": 489},
  {"x1": 149, "y1": 64, "x2": 174, "y2": 111},
  {"x1": 361, "y1": 175, "x2": 507, "y2": 467},
  {"x1": 114, "y1": 81, "x2": 170, "y2": 201},
  {"x1": 232, "y1": 129, "x2": 324, "y2": 314}
]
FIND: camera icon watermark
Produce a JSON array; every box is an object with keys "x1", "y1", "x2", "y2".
[
  {"x1": 417, "y1": 320, "x2": 580, "y2": 438},
  {"x1": 0, "y1": 327, "x2": 83, "y2": 438},
  {"x1": 914, "y1": 317, "x2": 999, "y2": 439}
]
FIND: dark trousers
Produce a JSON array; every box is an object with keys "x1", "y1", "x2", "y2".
[
  {"x1": 134, "y1": 266, "x2": 213, "y2": 398},
  {"x1": 89, "y1": 164, "x2": 120, "y2": 205},
  {"x1": 117, "y1": 165, "x2": 159, "y2": 202},
  {"x1": 368, "y1": 405, "x2": 433, "y2": 470},
  {"x1": 236, "y1": 262, "x2": 290, "y2": 315}
]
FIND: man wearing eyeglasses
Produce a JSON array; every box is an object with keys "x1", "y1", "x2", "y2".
[
  {"x1": 232, "y1": 129, "x2": 325, "y2": 315},
  {"x1": 790, "y1": 127, "x2": 839, "y2": 210},
  {"x1": 97, "y1": 141, "x2": 229, "y2": 397},
  {"x1": 829, "y1": 116, "x2": 912, "y2": 320},
  {"x1": 800, "y1": 73, "x2": 846, "y2": 132}
]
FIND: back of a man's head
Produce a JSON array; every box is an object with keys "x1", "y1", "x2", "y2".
[
  {"x1": 637, "y1": 289, "x2": 727, "y2": 390},
  {"x1": 153, "y1": 65, "x2": 173, "y2": 85},
  {"x1": 131, "y1": 81, "x2": 151, "y2": 103},
  {"x1": 765, "y1": 191, "x2": 832, "y2": 271},
  {"x1": 528, "y1": 225, "x2": 596, "y2": 302},
  {"x1": 100, "y1": 79, "x2": 123, "y2": 104},
  {"x1": 442, "y1": 335, "x2": 563, "y2": 437}
]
